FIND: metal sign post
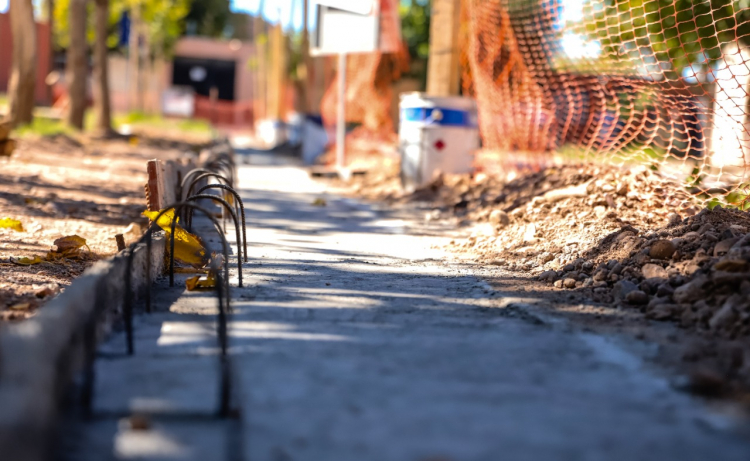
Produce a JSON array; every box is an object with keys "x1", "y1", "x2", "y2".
[{"x1": 310, "y1": 0, "x2": 400, "y2": 177}]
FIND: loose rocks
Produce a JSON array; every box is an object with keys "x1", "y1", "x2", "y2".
[
  {"x1": 563, "y1": 278, "x2": 577, "y2": 289},
  {"x1": 673, "y1": 275, "x2": 708, "y2": 304},
  {"x1": 613, "y1": 280, "x2": 638, "y2": 301},
  {"x1": 649, "y1": 240, "x2": 676, "y2": 260},
  {"x1": 641, "y1": 263, "x2": 667, "y2": 280},
  {"x1": 489, "y1": 210, "x2": 510, "y2": 229},
  {"x1": 714, "y1": 238, "x2": 739, "y2": 257},
  {"x1": 625, "y1": 290, "x2": 649, "y2": 305}
]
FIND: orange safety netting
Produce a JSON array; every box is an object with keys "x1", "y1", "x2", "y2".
[
  {"x1": 320, "y1": 49, "x2": 409, "y2": 135},
  {"x1": 461, "y1": 0, "x2": 750, "y2": 208}
]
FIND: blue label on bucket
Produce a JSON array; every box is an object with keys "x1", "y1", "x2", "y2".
[{"x1": 401, "y1": 107, "x2": 475, "y2": 127}]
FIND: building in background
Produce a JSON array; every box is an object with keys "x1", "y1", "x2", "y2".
[{"x1": 169, "y1": 37, "x2": 255, "y2": 126}]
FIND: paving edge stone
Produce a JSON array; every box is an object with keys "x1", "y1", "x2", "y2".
[{"x1": 0, "y1": 234, "x2": 166, "y2": 461}]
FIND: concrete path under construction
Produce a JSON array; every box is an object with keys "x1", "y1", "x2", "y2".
[{"x1": 62, "y1": 151, "x2": 750, "y2": 461}]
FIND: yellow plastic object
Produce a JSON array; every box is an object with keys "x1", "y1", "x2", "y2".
[
  {"x1": 0, "y1": 218, "x2": 24, "y2": 232},
  {"x1": 223, "y1": 192, "x2": 235, "y2": 206},
  {"x1": 143, "y1": 209, "x2": 208, "y2": 267},
  {"x1": 185, "y1": 273, "x2": 216, "y2": 291}
]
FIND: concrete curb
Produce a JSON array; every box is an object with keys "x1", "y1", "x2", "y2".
[
  {"x1": 0, "y1": 139, "x2": 235, "y2": 460},
  {"x1": 0, "y1": 229, "x2": 166, "y2": 461}
]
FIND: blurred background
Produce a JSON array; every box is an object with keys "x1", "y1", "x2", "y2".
[{"x1": 2, "y1": 0, "x2": 750, "y2": 208}]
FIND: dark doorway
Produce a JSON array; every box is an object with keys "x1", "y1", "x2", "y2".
[{"x1": 172, "y1": 56, "x2": 237, "y2": 101}]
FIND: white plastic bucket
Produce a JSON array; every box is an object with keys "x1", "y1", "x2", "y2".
[{"x1": 399, "y1": 92, "x2": 479, "y2": 191}]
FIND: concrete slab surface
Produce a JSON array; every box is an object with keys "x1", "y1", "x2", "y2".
[{"x1": 60, "y1": 150, "x2": 750, "y2": 461}]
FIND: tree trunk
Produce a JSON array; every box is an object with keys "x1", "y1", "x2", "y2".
[
  {"x1": 66, "y1": 0, "x2": 88, "y2": 130},
  {"x1": 7, "y1": 0, "x2": 37, "y2": 127},
  {"x1": 93, "y1": 0, "x2": 112, "y2": 133}
]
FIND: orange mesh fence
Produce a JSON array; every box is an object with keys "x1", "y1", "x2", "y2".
[
  {"x1": 194, "y1": 97, "x2": 254, "y2": 126},
  {"x1": 461, "y1": 0, "x2": 750, "y2": 209},
  {"x1": 320, "y1": 49, "x2": 409, "y2": 135}
]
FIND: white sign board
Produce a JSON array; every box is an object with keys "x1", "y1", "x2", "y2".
[
  {"x1": 310, "y1": 1, "x2": 380, "y2": 56},
  {"x1": 313, "y1": 0, "x2": 375, "y2": 15},
  {"x1": 162, "y1": 87, "x2": 195, "y2": 118}
]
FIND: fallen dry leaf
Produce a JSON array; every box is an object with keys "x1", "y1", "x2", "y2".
[
  {"x1": 0, "y1": 217, "x2": 24, "y2": 232},
  {"x1": 9, "y1": 302, "x2": 31, "y2": 311},
  {"x1": 34, "y1": 284, "x2": 60, "y2": 298},
  {"x1": 53, "y1": 235, "x2": 90, "y2": 255},
  {"x1": 24, "y1": 197, "x2": 44, "y2": 205},
  {"x1": 11, "y1": 256, "x2": 46, "y2": 265},
  {"x1": 312, "y1": 198, "x2": 327, "y2": 207},
  {"x1": 143, "y1": 209, "x2": 208, "y2": 268}
]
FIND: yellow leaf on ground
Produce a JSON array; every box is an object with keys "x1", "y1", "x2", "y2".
[
  {"x1": 0, "y1": 218, "x2": 24, "y2": 232},
  {"x1": 9, "y1": 302, "x2": 31, "y2": 311},
  {"x1": 312, "y1": 198, "x2": 327, "y2": 206},
  {"x1": 53, "y1": 235, "x2": 89, "y2": 255},
  {"x1": 11, "y1": 256, "x2": 45, "y2": 265},
  {"x1": 143, "y1": 209, "x2": 208, "y2": 267},
  {"x1": 185, "y1": 273, "x2": 216, "y2": 291}
]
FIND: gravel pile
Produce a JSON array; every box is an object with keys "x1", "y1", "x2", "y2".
[
  {"x1": 434, "y1": 164, "x2": 750, "y2": 339},
  {"x1": 539, "y1": 208, "x2": 750, "y2": 339}
]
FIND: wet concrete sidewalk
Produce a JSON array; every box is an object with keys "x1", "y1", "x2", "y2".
[{"x1": 63, "y1": 153, "x2": 750, "y2": 461}]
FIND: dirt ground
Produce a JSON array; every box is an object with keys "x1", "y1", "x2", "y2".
[
  {"x1": 328, "y1": 158, "x2": 750, "y2": 402},
  {"x1": 0, "y1": 133, "x2": 205, "y2": 321}
]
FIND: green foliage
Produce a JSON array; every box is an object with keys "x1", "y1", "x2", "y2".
[
  {"x1": 686, "y1": 167, "x2": 705, "y2": 188},
  {"x1": 706, "y1": 197, "x2": 723, "y2": 210},
  {"x1": 286, "y1": 31, "x2": 304, "y2": 80},
  {"x1": 54, "y1": 0, "x2": 124, "y2": 49},
  {"x1": 185, "y1": 0, "x2": 231, "y2": 37},
  {"x1": 399, "y1": 0, "x2": 431, "y2": 86},
  {"x1": 53, "y1": 0, "x2": 191, "y2": 55},
  {"x1": 726, "y1": 182, "x2": 750, "y2": 210},
  {"x1": 400, "y1": 0, "x2": 431, "y2": 61},
  {"x1": 113, "y1": 111, "x2": 213, "y2": 134},
  {"x1": 576, "y1": 0, "x2": 750, "y2": 76},
  {"x1": 15, "y1": 117, "x2": 75, "y2": 137},
  {"x1": 138, "y1": 0, "x2": 192, "y2": 53}
]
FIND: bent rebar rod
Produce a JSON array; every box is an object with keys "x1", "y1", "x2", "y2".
[
  {"x1": 179, "y1": 168, "x2": 216, "y2": 203},
  {"x1": 184, "y1": 172, "x2": 235, "y2": 230},
  {"x1": 125, "y1": 203, "x2": 230, "y2": 352},
  {"x1": 185, "y1": 172, "x2": 233, "y2": 202},
  {"x1": 186, "y1": 193, "x2": 243, "y2": 287},
  {"x1": 195, "y1": 183, "x2": 248, "y2": 263},
  {"x1": 117, "y1": 203, "x2": 233, "y2": 417}
]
